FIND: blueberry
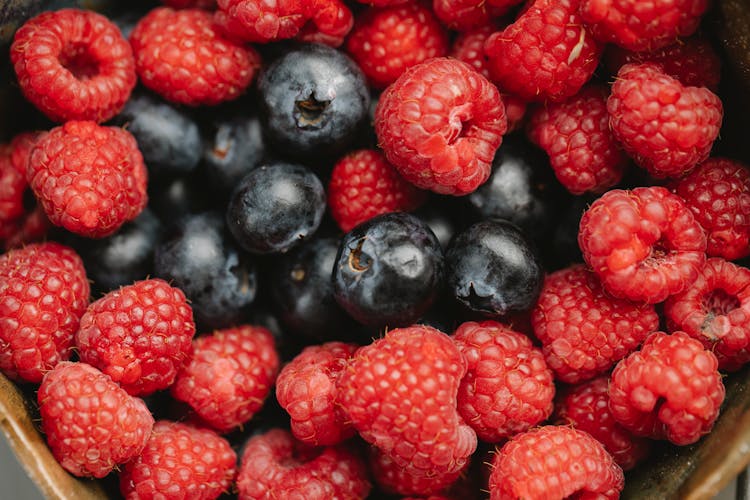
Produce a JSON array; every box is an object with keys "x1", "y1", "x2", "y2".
[
  {"x1": 203, "y1": 112, "x2": 266, "y2": 194},
  {"x1": 414, "y1": 202, "x2": 464, "y2": 249},
  {"x1": 332, "y1": 212, "x2": 444, "y2": 328},
  {"x1": 148, "y1": 172, "x2": 217, "y2": 224},
  {"x1": 226, "y1": 162, "x2": 326, "y2": 254}
]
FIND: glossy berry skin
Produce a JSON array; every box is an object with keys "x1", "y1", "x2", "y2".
[
  {"x1": 332, "y1": 212, "x2": 444, "y2": 328},
  {"x1": 203, "y1": 112, "x2": 266, "y2": 194}
]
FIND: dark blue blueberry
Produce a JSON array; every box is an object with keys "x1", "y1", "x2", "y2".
[
  {"x1": 148, "y1": 172, "x2": 217, "y2": 224},
  {"x1": 203, "y1": 112, "x2": 266, "y2": 194}
]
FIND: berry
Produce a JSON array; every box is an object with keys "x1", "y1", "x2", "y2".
[
  {"x1": 10, "y1": 9, "x2": 136, "y2": 123},
  {"x1": 0, "y1": 242, "x2": 89, "y2": 383},
  {"x1": 578, "y1": 186, "x2": 707, "y2": 304},
  {"x1": 130, "y1": 7, "x2": 260, "y2": 106},
  {"x1": 375, "y1": 57, "x2": 507, "y2": 195},
  {"x1": 433, "y1": 0, "x2": 511, "y2": 32},
  {"x1": 38, "y1": 362, "x2": 154, "y2": 478},
  {"x1": 608, "y1": 63, "x2": 723, "y2": 179},
  {"x1": 163, "y1": 0, "x2": 217, "y2": 8},
  {"x1": 368, "y1": 446, "x2": 466, "y2": 497},
  {"x1": 608, "y1": 331, "x2": 725, "y2": 445},
  {"x1": 449, "y1": 25, "x2": 494, "y2": 80},
  {"x1": 0, "y1": 137, "x2": 32, "y2": 225}
]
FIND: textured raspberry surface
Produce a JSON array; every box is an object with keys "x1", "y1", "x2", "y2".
[
  {"x1": 38, "y1": 362, "x2": 154, "y2": 478},
  {"x1": 375, "y1": 57, "x2": 507, "y2": 195},
  {"x1": 171, "y1": 325, "x2": 279, "y2": 433},
  {"x1": 432, "y1": 0, "x2": 513, "y2": 33},
  {"x1": 453, "y1": 320, "x2": 554, "y2": 442},
  {"x1": 163, "y1": 0, "x2": 216, "y2": 8},
  {"x1": 131, "y1": 7, "x2": 260, "y2": 106},
  {"x1": 0, "y1": 243, "x2": 89, "y2": 383},
  {"x1": 672, "y1": 158, "x2": 750, "y2": 260},
  {"x1": 120, "y1": 420, "x2": 236, "y2": 500},
  {"x1": 27, "y1": 121, "x2": 147, "y2": 238},
  {"x1": 0, "y1": 140, "x2": 28, "y2": 225},
  {"x1": 368, "y1": 446, "x2": 465, "y2": 497},
  {"x1": 609, "y1": 331, "x2": 724, "y2": 445},
  {"x1": 294, "y1": 0, "x2": 354, "y2": 47},
  {"x1": 532, "y1": 264, "x2": 659, "y2": 383},
  {"x1": 484, "y1": 0, "x2": 603, "y2": 102},
  {"x1": 2, "y1": 207, "x2": 49, "y2": 250},
  {"x1": 236, "y1": 428, "x2": 371, "y2": 500},
  {"x1": 608, "y1": 63, "x2": 723, "y2": 179},
  {"x1": 488, "y1": 425, "x2": 624, "y2": 500},
  {"x1": 76, "y1": 278, "x2": 196, "y2": 396},
  {"x1": 355, "y1": 0, "x2": 408, "y2": 5},
  {"x1": 10, "y1": 9, "x2": 136, "y2": 123},
  {"x1": 578, "y1": 186, "x2": 707, "y2": 304}
]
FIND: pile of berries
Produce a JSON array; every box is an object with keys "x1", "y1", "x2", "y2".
[{"x1": 1, "y1": 0, "x2": 748, "y2": 498}]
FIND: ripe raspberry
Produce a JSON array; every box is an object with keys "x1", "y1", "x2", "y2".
[
  {"x1": 163, "y1": 0, "x2": 216, "y2": 8},
  {"x1": 3, "y1": 207, "x2": 50, "y2": 250},
  {"x1": 671, "y1": 158, "x2": 750, "y2": 260},
  {"x1": 432, "y1": 0, "x2": 495, "y2": 32},
  {"x1": 10, "y1": 9, "x2": 136, "y2": 123},
  {"x1": 130, "y1": 7, "x2": 260, "y2": 106},
  {"x1": 171, "y1": 324, "x2": 279, "y2": 433},
  {"x1": 556, "y1": 377, "x2": 651, "y2": 470},
  {"x1": 0, "y1": 142, "x2": 27, "y2": 225},
  {"x1": 276, "y1": 342, "x2": 358, "y2": 447},
  {"x1": 355, "y1": 0, "x2": 408, "y2": 5},
  {"x1": 236, "y1": 428, "x2": 371, "y2": 499},
  {"x1": 453, "y1": 320, "x2": 555, "y2": 443},
  {"x1": 609, "y1": 331, "x2": 724, "y2": 445},
  {"x1": 295, "y1": 0, "x2": 354, "y2": 48},
  {"x1": 120, "y1": 421, "x2": 236, "y2": 500},
  {"x1": 532, "y1": 264, "x2": 660, "y2": 383},
  {"x1": 580, "y1": 0, "x2": 709, "y2": 52},
  {"x1": 488, "y1": 426, "x2": 624, "y2": 500},
  {"x1": 375, "y1": 57, "x2": 507, "y2": 195},
  {"x1": 608, "y1": 63, "x2": 723, "y2": 179},
  {"x1": 484, "y1": 0, "x2": 603, "y2": 102},
  {"x1": 665, "y1": 258, "x2": 750, "y2": 371},
  {"x1": 578, "y1": 186, "x2": 707, "y2": 304},
  {"x1": 369, "y1": 446, "x2": 466, "y2": 497},
  {"x1": 338, "y1": 325, "x2": 476, "y2": 478},
  {"x1": 38, "y1": 362, "x2": 154, "y2": 478},
  {"x1": 27, "y1": 121, "x2": 148, "y2": 238}
]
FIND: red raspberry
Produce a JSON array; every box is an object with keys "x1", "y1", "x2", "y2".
[
  {"x1": 528, "y1": 85, "x2": 627, "y2": 195},
  {"x1": 328, "y1": 149, "x2": 427, "y2": 232},
  {"x1": 484, "y1": 0, "x2": 603, "y2": 102},
  {"x1": 432, "y1": 0, "x2": 511, "y2": 33},
  {"x1": 488, "y1": 426, "x2": 624, "y2": 500},
  {"x1": 295, "y1": 0, "x2": 354, "y2": 47},
  {"x1": 10, "y1": 9, "x2": 136, "y2": 123},
  {"x1": 578, "y1": 186, "x2": 707, "y2": 304},
  {"x1": 163, "y1": 0, "x2": 216, "y2": 8},
  {"x1": 3, "y1": 207, "x2": 50, "y2": 250},
  {"x1": 38, "y1": 362, "x2": 154, "y2": 478},
  {"x1": 355, "y1": 0, "x2": 408, "y2": 5},
  {"x1": 580, "y1": 0, "x2": 709, "y2": 52},
  {"x1": 556, "y1": 376, "x2": 651, "y2": 470},
  {"x1": 236, "y1": 428, "x2": 371, "y2": 500},
  {"x1": 368, "y1": 446, "x2": 466, "y2": 497},
  {"x1": 532, "y1": 264, "x2": 659, "y2": 383},
  {"x1": 120, "y1": 420, "x2": 236, "y2": 500},
  {"x1": 665, "y1": 258, "x2": 750, "y2": 371},
  {"x1": 608, "y1": 63, "x2": 723, "y2": 179},
  {"x1": 131, "y1": 7, "x2": 260, "y2": 106},
  {"x1": 171, "y1": 324, "x2": 279, "y2": 433},
  {"x1": 75, "y1": 278, "x2": 196, "y2": 396},
  {"x1": 608, "y1": 331, "x2": 725, "y2": 445},
  {"x1": 338, "y1": 325, "x2": 476, "y2": 479},
  {"x1": 0, "y1": 141, "x2": 27, "y2": 225},
  {"x1": 453, "y1": 320, "x2": 555, "y2": 443},
  {"x1": 375, "y1": 57, "x2": 507, "y2": 195},
  {"x1": 27, "y1": 121, "x2": 148, "y2": 238},
  {"x1": 276, "y1": 342, "x2": 358, "y2": 446},
  {"x1": 671, "y1": 158, "x2": 750, "y2": 260}
]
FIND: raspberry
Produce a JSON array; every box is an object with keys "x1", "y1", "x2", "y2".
[
  {"x1": 671, "y1": 158, "x2": 750, "y2": 260},
  {"x1": 130, "y1": 7, "x2": 260, "y2": 106},
  {"x1": 27, "y1": 121, "x2": 148, "y2": 238},
  {"x1": 580, "y1": 0, "x2": 709, "y2": 52},
  {"x1": 10, "y1": 9, "x2": 136, "y2": 123},
  {"x1": 578, "y1": 186, "x2": 707, "y2": 304},
  {"x1": 338, "y1": 325, "x2": 476, "y2": 479},
  {"x1": 556, "y1": 376, "x2": 651, "y2": 470},
  {"x1": 665, "y1": 258, "x2": 750, "y2": 371},
  {"x1": 607, "y1": 63, "x2": 723, "y2": 179},
  {"x1": 295, "y1": 1, "x2": 354, "y2": 48},
  {"x1": 488, "y1": 426, "x2": 624, "y2": 500},
  {"x1": 608, "y1": 331, "x2": 725, "y2": 445},
  {"x1": 0, "y1": 140, "x2": 28, "y2": 225},
  {"x1": 3, "y1": 207, "x2": 49, "y2": 250},
  {"x1": 453, "y1": 320, "x2": 555, "y2": 443},
  {"x1": 531, "y1": 264, "x2": 659, "y2": 383},
  {"x1": 120, "y1": 421, "x2": 236, "y2": 500},
  {"x1": 345, "y1": 3, "x2": 448, "y2": 89},
  {"x1": 355, "y1": 0, "x2": 408, "y2": 5},
  {"x1": 527, "y1": 85, "x2": 627, "y2": 195},
  {"x1": 433, "y1": 0, "x2": 518, "y2": 32},
  {"x1": 171, "y1": 324, "x2": 279, "y2": 433},
  {"x1": 368, "y1": 446, "x2": 466, "y2": 497},
  {"x1": 375, "y1": 57, "x2": 507, "y2": 195},
  {"x1": 38, "y1": 362, "x2": 154, "y2": 478},
  {"x1": 328, "y1": 149, "x2": 427, "y2": 232},
  {"x1": 484, "y1": 0, "x2": 603, "y2": 102},
  {"x1": 75, "y1": 278, "x2": 196, "y2": 396},
  {"x1": 276, "y1": 342, "x2": 358, "y2": 446},
  {"x1": 163, "y1": 0, "x2": 216, "y2": 8},
  {"x1": 236, "y1": 428, "x2": 371, "y2": 499}
]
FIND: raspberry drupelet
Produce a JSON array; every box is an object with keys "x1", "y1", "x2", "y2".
[{"x1": 368, "y1": 446, "x2": 467, "y2": 497}]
